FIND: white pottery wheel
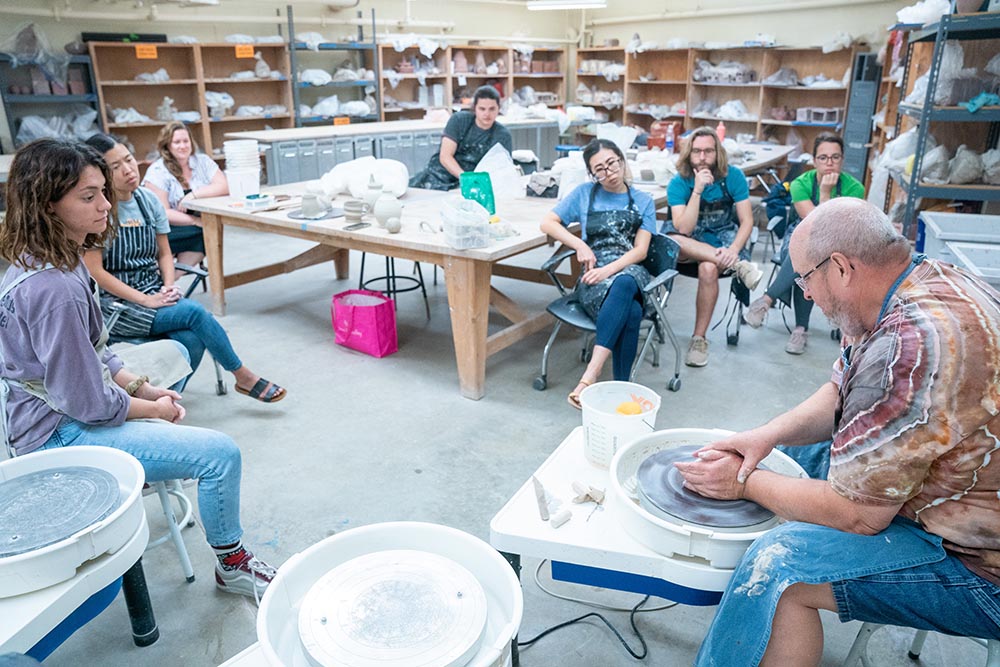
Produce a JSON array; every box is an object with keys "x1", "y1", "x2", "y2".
[{"x1": 298, "y1": 550, "x2": 489, "y2": 667}]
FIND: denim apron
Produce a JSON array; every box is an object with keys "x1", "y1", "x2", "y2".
[
  {"x1": 100, "y1": 189, "x2": 163, "y2": 338},
  {"x1": 696, "y1": 256, "x2": 949, "y2": 667},
  {"x1": 409, "y1": 118, "x2": 500, "y2": 191},
  {"x1": 575, "y1": 183, "x2": 651, "y2": 320},
  {"x1": 664, "y1": 178, "x2": 749, "y2": 262}
]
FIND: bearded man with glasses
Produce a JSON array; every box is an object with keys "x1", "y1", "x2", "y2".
[
  {"x1": 744, "y1": 133, "x2": 865, "y2": 355},
  {"x1": 665, "y1": 126, "x2": 763, "y2": 367}
]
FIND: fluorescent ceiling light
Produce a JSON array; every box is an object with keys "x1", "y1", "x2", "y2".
[{"x1": 527, "y1": 0, "x2": 607, "y2": 10}]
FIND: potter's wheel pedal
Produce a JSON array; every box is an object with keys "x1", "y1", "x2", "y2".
[
  {"x1": 297, "y1": 549, "x2": 489, "y2": 667},
  {"x1": 0, "y1": 467, "x2": 120, "y2": 558}
]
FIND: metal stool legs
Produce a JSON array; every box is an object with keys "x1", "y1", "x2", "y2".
[
  {"x1": 359, "y1": 252, "x2": 431, "y2": 319},
  {"x1": 147, "y1": 480, "x2": 196, "y2": 583},
  {"x1": 844, "y1": 622, "x2": 1000, "y2": 667}
]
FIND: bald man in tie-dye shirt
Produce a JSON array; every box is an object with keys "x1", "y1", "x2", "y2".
[{"x1": 677, "y1": 199, "x2": 999, "y2": 666}]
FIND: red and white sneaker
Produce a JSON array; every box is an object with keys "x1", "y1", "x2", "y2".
[{"x1": 215, "y1": 548, "x2": 276, "y2": 603}]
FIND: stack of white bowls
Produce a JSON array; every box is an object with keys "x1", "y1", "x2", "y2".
[{"x1": 223, "y1": 139, "x2": 261, "y2": 197}]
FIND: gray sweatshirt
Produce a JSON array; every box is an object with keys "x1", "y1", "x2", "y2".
[{"x1": 0, "y1": 259, "x2": 128, "y2": 455}]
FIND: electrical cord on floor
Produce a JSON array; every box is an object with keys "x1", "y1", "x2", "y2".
[
  {"x1": 533, "y1": 559, "x2": 678, "y2": 613},
  {"x1": 516, "y1": 559, "x2": 681, "y2": 660},
  {"x1": 517, "y1": 594, "x2": 650, "y2": 659}
]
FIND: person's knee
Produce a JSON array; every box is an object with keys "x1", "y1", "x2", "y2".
[
  {"x1": 204, "y1": 430, "x2": 242, "y2": 478},
  {"x1": 698, "y1": 261, "x2": 720, "y2": 282},
  {"x1": 778, "y1": 582, "x2": 838, "y2": 613}
]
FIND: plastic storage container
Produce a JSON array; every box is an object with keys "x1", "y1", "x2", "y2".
[
  {"x1": 946, "y1": 241, "x2": 1000, "y2": 291},
  {"x1": 579, "y1": 381, "x2": 661, "y2": 468},
  {"x1": 441, "y1": 198, "x2": 491, "y2": 250},
  {"x1": 917, "y1": 212, "x2": 1000, "y2": 262}
]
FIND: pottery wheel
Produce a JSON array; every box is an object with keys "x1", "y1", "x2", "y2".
[
  {"x1": 0, "y1": 466, "x2": 120, "y2": 558},
  {"x1": 298, "y1": 549, "x2": 488, "y2": 667},
  {"x1": 636, "y1": 446, "x2": 774, "y2": 528},
  {"x1": 287, "y1": 207, "x2": 344, "y2": 221}
]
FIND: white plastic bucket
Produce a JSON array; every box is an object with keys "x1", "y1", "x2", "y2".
[
  {"x1": 226, "y1": 168, "x2": 260, "y2": 197},
  {"x1": 580, "y1": 381, "x2": 661, "y2": 468}
]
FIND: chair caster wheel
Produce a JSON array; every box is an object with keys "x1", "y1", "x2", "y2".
[
  {"x1": 727, "y1": 333, "x2": 739, "y2": 346},
  {"x1": 185, "y1": 575, "x2": 196, "y2": 583},
  {"x1": 216, "y1": 382, "x2": 227, "y2": 396},
  {"x1": 667, "y1": 377, "x2": 681, "y2": 392},
  {"x1": 533, "y1": 376, "x2": 547, "y2": 391}
]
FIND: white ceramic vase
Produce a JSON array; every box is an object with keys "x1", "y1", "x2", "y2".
[{"x1": 373, "y1": 192, "x2": 403, "y2": 229}]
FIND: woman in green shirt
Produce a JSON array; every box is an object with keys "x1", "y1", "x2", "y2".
[{"x1": 743, "y1": 133, "x2": 865, "y2": 354}]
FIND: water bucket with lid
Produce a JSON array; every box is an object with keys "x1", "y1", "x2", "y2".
[{"x1": 580, "y1": 381, "x2": 661, "y2": 468}]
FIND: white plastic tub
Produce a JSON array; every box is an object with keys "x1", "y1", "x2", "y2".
[
  {"x1": 946, "y1": 241, "x2": 1000, "y2": 290},
  {"x1": 0, "y1": 446, "x2": 145, "y2": 597},
  {"x1": 257, "y1": 521, "x2": 522, "y2": 667},
  {"x1": 919, "y1": 212, "x2": 1000, "y2": 263},
  {"x1": 226, "y1": 168, "x2": 261, "y2": 197}
]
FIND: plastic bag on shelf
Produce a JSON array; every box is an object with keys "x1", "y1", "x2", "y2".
[
  {"x1": 340, "y1": 100, "x2": 371, "y2": 117},
  {"x1": 70, "y1": 108, "x2": 98, "y2": 138},
  {"x1": 168, "y1": 35, "x2": 199, "y2": 44},
  {"x1": 300, "y1": 68, "x2": 333, "y2": 87},
  {"x1": 312, "y1": 95, "x2": 340, "y2": 117},
  {"x1": 112, "y1": 107, "x2": 152, "y2": 124},
  {"x1": 919, "y1": 144, "x2": 951, "y2": 183},
  {"x1": 224, "y1": 34, "x2": 255, "y2": 44},
  {"x1": 896, "y1": 0, "x2": 949, "y2": 24},
  {"x1": 136, "y1": 68, "x2": 170, "y2": 83},
  {"x1": 904, "y1": 42, "x2": 972, "y2": 106},
  {"x1": 947, "y1": 145, "x2": 983, "y2": 185},
  {"x1": 0, "y1": 22, "x2": 70, "y2": 86},
  {"x1": 15, "y1": 115, "x2": 59, "y2": 145},
  {"x1": 235, "y1": 105, "x2": 265, "y2": 117},
  {"x1": 982, "y1": 149, "x2": 1000, "y2": 185},
  {"x1": 763, "y1": 68, "x2": 798, "y2": 86},
  {"x1": 204, "y1": 91, "x2": 235, "y2": 119},
  {"x1": 297, "y1": 32, "x2": 326, "y2": 51}
]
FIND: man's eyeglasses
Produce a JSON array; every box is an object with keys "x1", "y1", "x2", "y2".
[
  {"x1": 815, "y1": 153, "x2": 843, "y2": 164},
  {"x1": 691, "y1": 148, "x2": 717, "y2": 157},
  {"x1": 592, "y1": 158, "x2": 623, "y2": 180},
  {"x1": 794, "y1": 255, "x2": 833, "y2": 291}
]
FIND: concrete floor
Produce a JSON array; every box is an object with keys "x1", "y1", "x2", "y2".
[{"x1": 39, "y1": 226, "x2": 989, "y2": 666}]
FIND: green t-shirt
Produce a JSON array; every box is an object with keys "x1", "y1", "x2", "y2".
[{"x1": 789, "y1": 169, "x2": 865, "y2": 204}]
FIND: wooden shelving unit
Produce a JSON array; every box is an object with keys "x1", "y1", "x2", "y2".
[
  {"x1": 623, "y1": 48, "x2": 688, "y2": 133},
  {"x1": 686, "y1": 46, "x2": 767, "y2": 133},
  {"x1": 573, "y1": 46, "x2": 626, "y2": 140},
  {"x1": 378, "y1": 44, "x2": 451, "y2": 121},
  {"x1": 510, "y1": 47, "x2": 566, "y2": 107},
  {"x1": 89, "y1": 42, "x2": 293, "y2": 166}
]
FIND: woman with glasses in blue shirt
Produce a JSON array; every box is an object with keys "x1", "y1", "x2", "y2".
[
  {"x1": 743, "y1": 133, "x2": 865, "y2": 354},
  {"x1": 540, "y1": 139, "x2": 657, "y2": 409}
]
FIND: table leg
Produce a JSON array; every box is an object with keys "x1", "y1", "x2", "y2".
[
  {"x1": 121, "y1": 558, "x2": 158, "y2": 647},
  {"x1": 443, "y1": 257, "x2": 492, "y2": 400},
  {"x1": 201, "y1": 213, "x2": 226, "y2": 316},
  {"x1": 501, "y1": 552, "x2": 521, "y2": 667},
  {"x1": 333, "y1": 248, "x2": 350, "y2": 280}
]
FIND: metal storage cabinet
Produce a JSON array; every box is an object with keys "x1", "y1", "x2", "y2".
[
  {"x1": 538, "y1": 124, "x2": 559, "y2": 169},
  {"x1": 334, "y1": 137, "x2": 354, "y2": 163},
  {"x1": 353, "y1": 136, "x2": 374, "y2": 158},
  {"x1": 842, "y1": 52, "x2": 880, "y2": 182},
  {"x1": 316, "y1": 139, "x2": 337, "y2": 175},
  {"x1": 413, "y1": 132, "x2": 432, "y2": 169},
  {"x1": 397, "y1": 133, "x2": 415, "y2": 173},
  {"x1": 297, "y1": 139, "x2": 320, "y2": 181},
  {"x1": 274, "y1": 140, "x2": 301, "y2": 184}
]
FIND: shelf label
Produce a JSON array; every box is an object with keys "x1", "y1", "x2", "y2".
[
  {"x1": 333, "y1": 117, "x2": 351, "y2": 125},
  {"x1": 234, "y1": 44, "x2": 254, "y2": 59},
  {"x1": 134, "y1": 44, "x2": 158, "y2": 60}
]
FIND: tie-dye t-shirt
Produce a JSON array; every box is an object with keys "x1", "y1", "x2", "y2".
[{"x1": 829, "y1": 258, "x2": 1000, "y2": 585}]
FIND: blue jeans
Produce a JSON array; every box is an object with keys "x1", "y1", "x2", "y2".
[
  {"x1": 149, "y1": 298, "x2": 242, "y2": 374},
  {"x1": 696, "y1": 441, "x2": 1000, "y2": 666},
  {"x1": 765, "y1": 253, "x2": 814, "y2": 330},
  {"x1": 39, "y1": 416, "x2": 243, "y2": 546},
  {"x1": 594, "y1": 276, "x2": 643, "y2": 381}
]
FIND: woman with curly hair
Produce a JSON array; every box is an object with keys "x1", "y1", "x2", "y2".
[
  {"x1": 0, "y1": 139, "x2": 277, "y2": 600},
  {"x1": 142, "y1": 121, "x2": 228, "y2": 267}
]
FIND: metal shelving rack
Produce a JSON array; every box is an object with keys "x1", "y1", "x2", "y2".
[
  {"x1": 0, "y1": 54, "x2": 102, "y2": 151},
  {"x1": 891, "y1": 11, "x2": 1000, "y2": 235},
  {"x1": 287, "y1": 5, "x2": 380, "y2": 128}
]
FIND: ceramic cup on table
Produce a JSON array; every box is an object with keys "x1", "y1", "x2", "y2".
[
  {"x1": 301, "y1": 193, "x2": 331, "y2": 219},
  {"x1": 343, "y1": 198, "x2": 369, "y2": 223}
]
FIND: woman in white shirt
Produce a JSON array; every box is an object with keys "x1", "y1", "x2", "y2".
[{"x1": 143, "y1": 121, "x2": 228, "y2": 267}]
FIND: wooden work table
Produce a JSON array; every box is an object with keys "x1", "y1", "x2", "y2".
[
  {"x1": 188, "y1": 185, "x2": 664, "y2": 400},
  {"x1": 224, "y1": 117, "x2": 558, "y2": 143}
]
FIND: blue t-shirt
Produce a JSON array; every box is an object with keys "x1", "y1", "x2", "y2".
[
  {"x1": 666, "y1": 166, "x2": 749, "y2": 208},
  {"x1": 118, "y1": 187, "x2": 170, "y2": 234},
  {"x1": 552, "y1": 183, "x2": 657, "y2": 241}
]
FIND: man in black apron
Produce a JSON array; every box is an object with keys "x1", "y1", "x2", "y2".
[
  {"x1": 409, "y1": 86, "x2": 513, "y2": 191},
  {"x1": 665, "y1": 127, "x2": 762, "y2": 367}
]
